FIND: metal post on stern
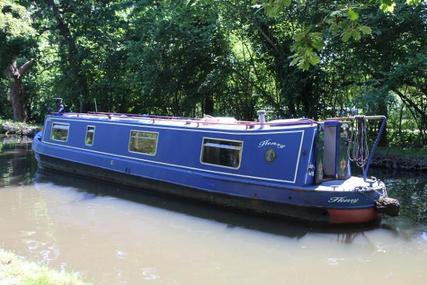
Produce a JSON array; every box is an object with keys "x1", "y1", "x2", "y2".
[
  {"x1": 362, "y1": 116, "x2": 387, "y2": 180},
  {"x1": 326, "y1": 115, "x2": 387, "y2": 181}
]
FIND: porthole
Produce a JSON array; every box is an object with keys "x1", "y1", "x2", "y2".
[{"x1": 265, "y1": 148, "x2": 276, "y2": 163}]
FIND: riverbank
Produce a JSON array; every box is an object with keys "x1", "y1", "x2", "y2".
[
  {"x1": 0, "y1": 119, "x2": 41, "y2": 137},
  {"x1": 0, "y1": 249, "x2": 90, "y2": 285},
  {"x1": 372, "y1": 147, "x2": 427, "y2": 172}
]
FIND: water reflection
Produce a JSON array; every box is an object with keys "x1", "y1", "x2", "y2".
[
  {"x1": 36, "y1": 167, "x2": 387, "y2": 239},
  {"x1": 0, "y1": 138, "x2": 427, "y2": 285},
  {"x1": 0, "y1": 137, "x2": 426, "y2": 241},
  {"x1": 369, "y1": 168, "x2": 427, "y2": 224},
  {"x1": 0, "y1": 136, "x2": 36, "y2": 187}
]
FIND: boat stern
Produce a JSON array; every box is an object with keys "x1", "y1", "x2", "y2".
[{"x1": 315, "y1": 177, "x2": 399, "y2": 224}]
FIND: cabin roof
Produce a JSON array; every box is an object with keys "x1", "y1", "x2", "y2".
[{"x1": 51, "y1": 112, "x2": 317, "y2": 131}]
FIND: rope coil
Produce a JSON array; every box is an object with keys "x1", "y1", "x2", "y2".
[{"x1": 347, "y1": 116, "x2": 369, "y2": 168}]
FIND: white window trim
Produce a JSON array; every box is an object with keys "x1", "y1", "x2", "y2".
[
  {"x1": 85, "y1": 125, "x2": 96, "y2": 146},
  {"x1": 51, "y1": 122, "x2": 70, "y2": 142},
  {"x1": 128, "y1": 129, "x2": 159, "y2": 156},
  {"x1": 199, "y1": 137, "x2": 244, "y2": 170}
]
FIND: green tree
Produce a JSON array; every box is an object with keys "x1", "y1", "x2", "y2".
[
  {"x1": 1, "y1": 0, "x2": 424, "y2": 146},
  {"x1": 0, "y1": 0, "x2": 36, "y2": 121},
  {"x1": 126, "y1": 0, "x2": 230, "y2": 116}
]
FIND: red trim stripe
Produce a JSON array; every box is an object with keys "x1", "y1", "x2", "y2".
[{"x1": 328, "y1": 208, "x2": 379, "y2": 224}]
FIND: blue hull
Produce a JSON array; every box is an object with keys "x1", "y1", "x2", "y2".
[{"x1": 32, "y1": 114, "x2": 391, "y2": 224}]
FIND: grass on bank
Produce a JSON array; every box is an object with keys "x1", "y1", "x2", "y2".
[
  {"x1": 0, "y1": 250, "x2": 90, "y2": 285},
  {"x1": 0, "y1": 119, "x2": 41, "y2": 136},
  {"x1": 376, "y1": 146, "x2": 427, "y2": 160}
]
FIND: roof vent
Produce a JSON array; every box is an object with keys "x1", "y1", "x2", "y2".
[{"x1": 257, "y1": 110, "x2": 266, "y2": 128}]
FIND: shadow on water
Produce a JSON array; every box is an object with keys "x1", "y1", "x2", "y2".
[
  {"x1": 1, "y1": 137, "x2": 426, "y2": 242},
  {"x1": 35, "y1": 168, "x2": 381, "y2": 240}
]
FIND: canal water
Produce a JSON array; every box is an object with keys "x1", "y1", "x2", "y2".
[{"x1": 1, "y1": 137, "x2": 426, "y2": 285}]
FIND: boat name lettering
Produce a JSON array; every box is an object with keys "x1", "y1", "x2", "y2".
[
  {"x1": 328, "y1": 197, "x2": 359, "y2": 204},
  {"x1": 258, "y1": 139, "x2": 285, "y2": 149}
]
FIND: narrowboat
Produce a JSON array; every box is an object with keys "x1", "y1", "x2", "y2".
[{"x1": 32, "y1": 111, "x2": 399, "y2": 224}]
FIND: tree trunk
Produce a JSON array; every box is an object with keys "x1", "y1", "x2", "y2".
[
  {"x1": 5, "y1": 60, "x2": 34, "y2": 122},
  {"x1": 398, "y1": 104, "x2": 404, "y2": 137},
  {"x1": 8, "y1": 77, "x2": 26, "y2": 121},
  {"x1": 204, "y1": 95, "x2": 214, "y2": 115}
]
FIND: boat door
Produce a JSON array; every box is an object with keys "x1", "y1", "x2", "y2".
[{"x1": 315, "y1": 120, "x2": 350, "y2": 183}]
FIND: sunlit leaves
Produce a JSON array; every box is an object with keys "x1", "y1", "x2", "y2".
[
  {"x1": 259, "y1": 0, "x2": 423, "y2": 71},
  {"x1": 327, "y1": 7, "x2": 372, "y2": 43},
  {"x1": 290, "y1": 30, "x2": 323, "y2": 70},
  {"x1": 406, "y1": 0, "x2": 422, "y2": 5},
  {"x1": 379, "y1": 0, "x2": 421, "y2": 13},
  {"x1": 263, "y1": 0, "x2": 291, "y2": 17},
  {"x1": 379, "y1": 0, "x2": 396, "y2": 13},
  {"x1": 0, "y1": 0, "x2": 36, "y2": 72},
  {"x1": 0, "y1": 0, "x2": 35, "y2": 39},
  {"x1": 347, "y1": 8, "x2": 359, "y2": 21}
]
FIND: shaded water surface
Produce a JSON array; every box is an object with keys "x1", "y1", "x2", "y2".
[{"x1": 0, "y1": 137, "x2": 426, "y2": 285}]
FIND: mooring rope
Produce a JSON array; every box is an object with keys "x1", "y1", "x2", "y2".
[{"x1": 347, "y1": 116, "x2": 369, "y2": 168}]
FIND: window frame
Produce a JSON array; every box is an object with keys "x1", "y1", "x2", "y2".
[
  {"x1": 128, "y1": 129, "x2": 159, "y2": 156},
  {"x1": 85, "y1": 125, "x2": 96, "y2": 146},
  {"x1": 50, "y1": 122, "x2": 70, "y2": 142},
  {"x1": 199, "y1": 137, "x2": 244, "y2": 170}
]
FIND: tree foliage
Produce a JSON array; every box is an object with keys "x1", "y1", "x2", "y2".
[
  {"x1": 0, "y1": 0, "x2": 36, "y2": 120},
  {"x1": 0, "y1": 0, "x2": 35, "y2": 70},
  {"x1": 0, "y1": 0, "x2": 425, "y2": 145}
]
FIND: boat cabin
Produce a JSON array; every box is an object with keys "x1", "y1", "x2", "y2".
[{"x1": 38, "y1": 112, "x2": 356, "y2": 188}]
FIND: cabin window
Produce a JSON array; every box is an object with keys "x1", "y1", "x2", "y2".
[
  {"x1": 129, "y1": 130, "x2": 158, "y2": 155},
  {"x1": 85, "y1": 126, "x2": 95, "y2": 146},
  {"x1": 51, "y1": 123, "x2": 69, "y2": 142},
  {"x1": 201, "y1": 138, "x2": 243, "y2": 169}
]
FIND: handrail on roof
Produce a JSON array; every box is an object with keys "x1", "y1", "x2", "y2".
[
  {"x1": 56, "y1": 112, "x2": 385, "y2": 128},
  {"x1": 325, "y1": 115, "x2": 386, "y2": 121},
  {"x1": 57, "y1": 112, "x2": 317, "y2": 128}
]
